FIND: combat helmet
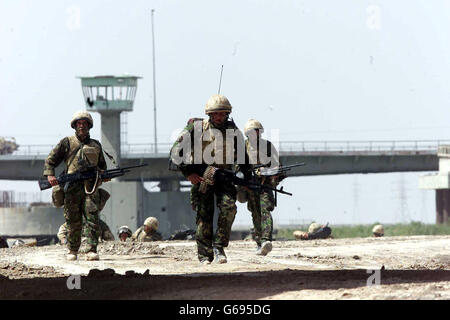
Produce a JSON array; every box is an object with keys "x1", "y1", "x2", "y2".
[
  {"x1": 205, "y1": 94, "x2": 232, "y2": 114},
  {"x1": 144, "y1": 217, "x2": 159, "y2": 231},
  {"x1": 117, "y1": 225, "x2": 132, "y2": 237},
  {"x1": 372, "y1": 224, "x2": 384, "y2": 237},
  {"x1": 244, "y1": 119, "x2": 264, "y2": 137},
  {"x1": 70, "y1": 110, "x2": 93, "y2": 129},
  {"x1": 308, "y1": 223, "x2": 322, "y2": 234}
]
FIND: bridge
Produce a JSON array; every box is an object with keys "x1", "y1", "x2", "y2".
[{"x1": 0, "y1": 140, "x2": 442, "y2": 182}]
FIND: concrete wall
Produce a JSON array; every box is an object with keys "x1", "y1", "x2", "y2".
[
  {"x1": 0, "y1": 206, "x2": 64, "y2": 236},
  {"x1": 100, "y1": 181, "x2": 142, "y2": 235},
  {"x1": 143, "y1": 191, "x2": 196, "y2": 238},
  {"x1": 101, "y1": 112, "x2": 121, "y2": 166}
]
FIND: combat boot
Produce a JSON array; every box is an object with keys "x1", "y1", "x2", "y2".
[
  {"x1": 260, "y1": 241, "x2": 272, "y2": 256},
  {"x1": 255, "y1": 244, "x2": 262, "y2": 255},
  {"x1": 213, "y1": 247, "x2": 227, "y2": 264},
  {"x1": 66, "y1": 250, "x2": 78, "y2": 261},
  {"x1": 86, "y1": 251, "x2": 99, "y2": 261},
  {"x1": 199, "y1": 258, "x2": 211, "y2": 265}
]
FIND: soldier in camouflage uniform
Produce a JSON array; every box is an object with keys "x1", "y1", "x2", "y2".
[
  {"x1": 132, "y1": 217, "x2": 163, "y2": 241},
  {"x1": 43, "y1": 111, "x2": 108, "y2": 261},
  {"x1": 57, "y1": 219, "x2": 115, "y2": 245},
  {"x1": 372, "y1": 224, "x2": 384, "y2": 237},
  {"x1": 170, "y1": 94, "x2": 250, "y2": 264},
  {"x1": 118, "y1": 225, "x2": 133, "y2": 242},
  {"x1": 85, "y1": 218, "x2": 115, "y2": 241},
  {"x1": 293, "y1": 223, "x2": 332, "y2": 240},
  {"x1": 242, "y1": 119, "x2": 282, "y2": 256}
]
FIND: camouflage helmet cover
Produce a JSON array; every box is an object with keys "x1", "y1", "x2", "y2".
[
  {"x1": 70, "y1": 110, "x2": 94, "y2": 129},
  {"x1": 144, "y1": 217, "x2": 159, "y2": 231},
  {"x1": 205, "y1": 94, "x2": 232, "y2": 114},
  {"x1": 372, "y1": 224, "x2": 384, "y2": 236},
  {"x1": 118, "y1": 225, "x2": 132, "y2": 237},
  {"x1": 308, "y1": 223, "x2": 322, "y2": 234},
  {"x1": 244, "y1": 119, "x2": 264, "y2": 136}
]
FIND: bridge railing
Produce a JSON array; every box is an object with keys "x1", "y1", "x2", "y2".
[
  {"x1": 120, "y1": 143, "x2": 173, "y2": 155},
  {"x1": 9, "y1": 140, "x2": 450, "y2": 156},
  {"x1": 278, "y1": 140, "x2": 450, "y2": 153},
  {"x1": 9, "y1": 144, "x2": 55, "y2": 156}
]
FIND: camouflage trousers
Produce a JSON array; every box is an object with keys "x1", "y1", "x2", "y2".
[
  {"x1": 191, "y1": 183, "x2": 237, "y2": 262},
  {"x1": 63, "y1": 181, "x2": 101, "y2": 253},
  {"x1": 247, "y1": 189, "x2": 275, "y2": 245}
]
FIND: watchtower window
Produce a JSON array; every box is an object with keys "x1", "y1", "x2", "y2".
[
  {"x1": 95, "y1": 87, "x2": 107, "y2": 100},
  {"x1": 79, "y1": 75, "x2": 141, "y2": 111}
]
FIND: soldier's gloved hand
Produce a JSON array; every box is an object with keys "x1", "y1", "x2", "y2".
[
  {"x1": 47, "y1": 175, "x2": 58, "y2": 186},
  {"x1": 187, "y1": 174, "x2": 203, "y2": 185}
]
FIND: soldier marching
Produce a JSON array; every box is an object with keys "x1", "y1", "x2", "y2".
[{"x1": 44, "y1": 111, "x2": 110, "y2": 261}]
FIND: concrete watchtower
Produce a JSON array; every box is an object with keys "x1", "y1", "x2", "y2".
[{"x1": 78, "y1": 75, "x2": 141, "y2": 166}]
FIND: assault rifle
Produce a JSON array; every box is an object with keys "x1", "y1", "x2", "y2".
[
  {"x1": 38, "y1": 164, "x2": 148, "y2": 191},
  {"x1": 253, "y1": 162, "x2": 306, "y2": 177},
  {"x1": 307, "y1": 223, "x2": 332, "y2": 240},
  {"x1": 213, "y1": 168, "x2": 293, "y2": 196}
]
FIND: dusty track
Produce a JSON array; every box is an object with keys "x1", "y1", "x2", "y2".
[{"x1": 0, "y1": 235, "x2": 449, "y2": 299}]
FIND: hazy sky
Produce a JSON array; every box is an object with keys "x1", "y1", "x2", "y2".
[{"x1": 1, "y1": 0, "x2": 448, "y2": 226}]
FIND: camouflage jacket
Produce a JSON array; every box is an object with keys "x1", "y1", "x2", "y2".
[
  {"x1": 170, "y1": 117, "x2": 251, "y2": 179},
  {"x1": 43, "y1": 134, "x2": 107, "y2": 176},
  {"x1": 131, "y1": 226, "x2": 163, "y2": 242}
]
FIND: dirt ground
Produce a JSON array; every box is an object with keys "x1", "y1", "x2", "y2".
[{"x1": 0, "y1": 235, "x2": 449, "y2": 300}]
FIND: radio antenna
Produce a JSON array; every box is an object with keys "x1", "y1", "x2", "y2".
[{"x1": 218, "y1": 65, "x2": 224, "y2": 94}]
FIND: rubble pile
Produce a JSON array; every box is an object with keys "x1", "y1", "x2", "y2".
[
  {"x1": 0, "y1": 261, "x2": 64, "y2": 279},
  {"x1": 97, "y1": 241, "x2": 167, "y2": 256}
]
